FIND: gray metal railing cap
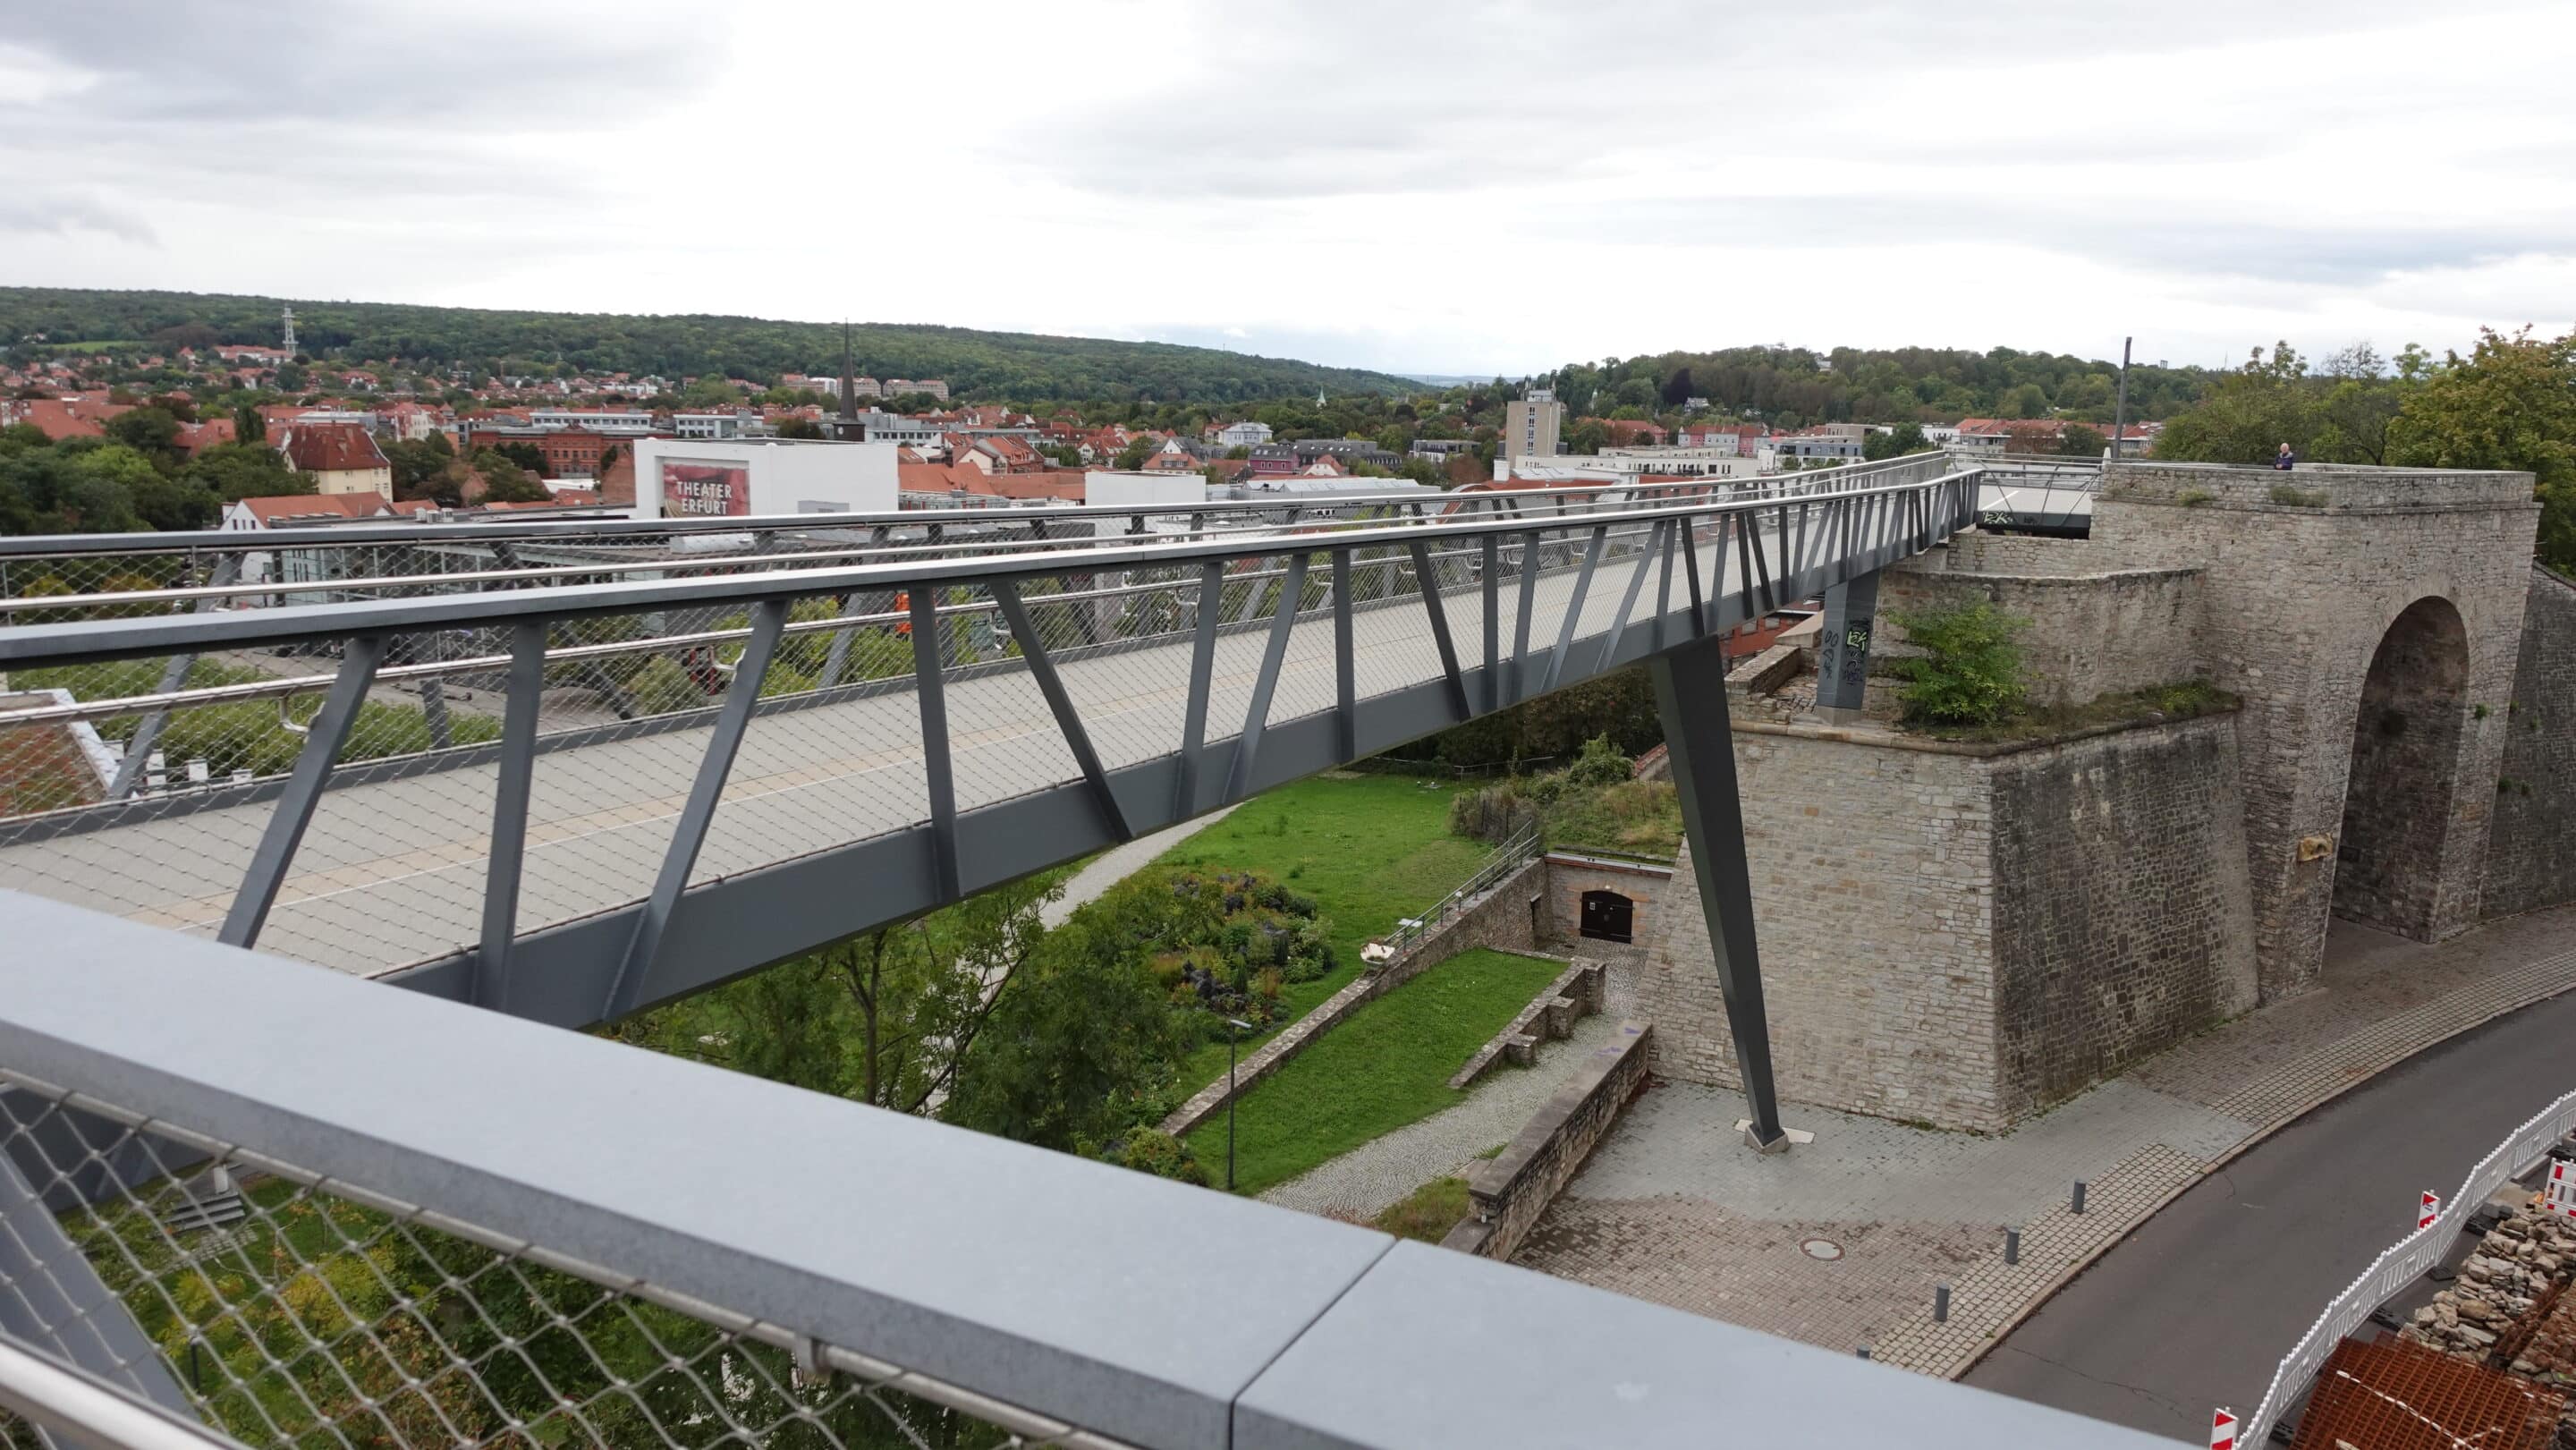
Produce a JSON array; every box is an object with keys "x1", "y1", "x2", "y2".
[
  {"x1": 0, "y1": 890, "x2": 1394, "y2": 1450},
  {"x1": 1233, "y1": 1241, "x2": 2179, "y2": 1450}
]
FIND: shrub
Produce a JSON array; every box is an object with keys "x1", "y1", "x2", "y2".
[
  {"x1": 2176, "y1": 488, "x2": 2214, "y2": 507},
  {"x1": 1100, "y1": 1130, "x2": 1210, "y2": 1186},
  {"x1": 2268, "y1": 483, "x2": 2327, "y2": 508},
  {"x1": 1887, "y1": 601, "x2": 2028, "y2": 727}
]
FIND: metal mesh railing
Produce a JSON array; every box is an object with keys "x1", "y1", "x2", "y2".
[
  {"x1": 0, "y1": 1069, "x2": 1138, "y2": 1450},
  {"x1": 0, "y1": 457, "x2": 1979, "y2": 1003}
]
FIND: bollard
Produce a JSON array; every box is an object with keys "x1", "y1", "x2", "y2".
[
  {"x1": 2072, "y1": 1180, "x2": 2088, "y2": 1215},
  {"x1": 1934, "y1": 1284, "x2": 1951, "y2": 1323},
  {"x1": 2004, "y1": 1227, "x2": 2021, "y2": 1266},
  {"x1": 1857, "y1": 1345, "x2": 1871, "y2": 1361}
]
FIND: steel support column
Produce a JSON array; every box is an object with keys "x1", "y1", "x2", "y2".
[
  {"x1": 994, "y1": 580, "x2": 1131, "y2": 843},
  {"x1": 1648, "y1": 632, "x2": 1787, "y2": 1150},
  {"x1": 1813, "y1": 570, "x2": 1880, "y2": 719},
  {"x1": 1407, "y1": 541, "x2": 1470, "y2": 722},
  {"x1": 1222, "y1": 552, "x2": 1308, "y2": 803}
]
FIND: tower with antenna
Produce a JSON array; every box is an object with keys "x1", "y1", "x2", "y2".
[
  {"x1": 280, "y1": 304, "x2": 298, "y2": 358},
  {"x1": 832, "y1": 321, "x2": 864, "y2": 441}
]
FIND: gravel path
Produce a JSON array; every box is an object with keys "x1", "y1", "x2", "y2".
[
  {"x1": 1041, "y1": 805, "x2": 1240, "y2": 927},
  {"x1": 1257, "y1": 1010, "x2": 1626, "y2": 1219}
]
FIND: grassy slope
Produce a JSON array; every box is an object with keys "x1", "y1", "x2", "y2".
[
  {"x1": 1185, "y1": 946, "x2": 1563, "y2": 1196},
  {"x1": 1157, "y1": 774, "x2": 1489, "y2": 1093}
]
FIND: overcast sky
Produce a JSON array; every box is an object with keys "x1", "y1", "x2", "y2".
[{"x1": 3, "y1": 1, "x2": 2570, "y2": 378}]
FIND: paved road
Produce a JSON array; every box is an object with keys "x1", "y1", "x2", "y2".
[{"x1": 1963, "y1": 987, "x2": 2576, "y2": 1442}]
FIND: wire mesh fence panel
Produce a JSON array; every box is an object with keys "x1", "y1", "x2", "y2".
[{"x1": 0, "y1": 1071, "x2": 1134, "y2": 1450}]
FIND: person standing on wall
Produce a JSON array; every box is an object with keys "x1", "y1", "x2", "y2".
[{"x1": 2275, "y1": 442, "x2": 2298, "y2": 470}]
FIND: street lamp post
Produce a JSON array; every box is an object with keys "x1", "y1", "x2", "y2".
[{"x1": 1224, "y1": 1017, "x2": 1254, "y2": 1191}]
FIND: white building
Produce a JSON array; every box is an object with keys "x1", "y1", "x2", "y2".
[
  {"x1": 633, "y1": 437, "x2": 900, "y2": 519},
  {"x1": 1217, "y1": 420, "x2": 1274, "y2": 448},
  {"x1": 1593, "y1": 445, "x2": 1764, "y2": 479},
  {"x1": 529, "y1": 409, "x2": 661, "y2": 435},
  {"x1": 673, "y1": 411, "x2": 755, "y2": 440}
]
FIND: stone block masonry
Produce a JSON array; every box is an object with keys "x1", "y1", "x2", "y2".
[
  {"x1": 1443, "y1": 1021, "x2": 1651, "y2": 1262},
  {"x1": 1635, "y1": 712, "x2": 2258, "y2": 1132},
  {"x1": 1880, "y1": 542, "x2": 2207, "y2": 709},
  {"x1": 2087, "y1": 462, "x2": 2538, "y2": 1000},
  {"x1": 1450, "y1": 959, "x2": 1607, "y2": 1090},
  {"x1": 2485, "y1": 567, "x2": 2576, "y2": 920}
]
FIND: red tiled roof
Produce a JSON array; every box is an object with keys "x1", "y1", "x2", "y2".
[
  {"x1": 280, "y1": 423, "x2": 389, "y2": 474},
  {"x1": 231, "y1": 494, "x2": 393, "y2": 525}
]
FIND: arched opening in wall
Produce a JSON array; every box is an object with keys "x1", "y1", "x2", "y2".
[
  {"x1": 1580, "y1": 889, "x2": 1635, "y2": 943},
  {"x1": 2334, "y1": 596, "x2": 2470, "y2": 938}
]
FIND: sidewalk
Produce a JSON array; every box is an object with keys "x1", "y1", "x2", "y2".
[
  {"x1": 1512, "y1": 907, "x2": 2576, "y2": 1375},
  {"x1": 1040, "y1": 805, "x2": 1237, "y2": 927}
]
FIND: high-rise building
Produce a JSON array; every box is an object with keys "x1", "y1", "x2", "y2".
[{"x1": 1505, "y1": 388, "x2": 1563, "y2": 457}]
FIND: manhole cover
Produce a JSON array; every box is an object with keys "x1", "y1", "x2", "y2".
[{"x1": 1800, "y1": 1238, "x2": 1843, "y2": 1261}]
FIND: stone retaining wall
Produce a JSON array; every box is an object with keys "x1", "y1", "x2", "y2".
[
  {"x1": 1881, "y1": 549, "x2": 2207, "y2": 709},
  {"x1": 1538, "y1": 853, "x2": 1673, "y2": 955},
  {"x1": 1450, "y1": 959, "x2": 1607, "y2": 1090},
  {"x1": 1157, "y1": 854, "x2": 1547, "y2": 1139},
  {"x1": 1442, "y1": 1021, "x2": 1651, "y2": 1262},
  {"x1": 2484, "y1": 566, "x2": 2576, "y2": 920},
  {"x1": 1636, "y1": 712, "x2": 2259, "y2": 1132}
]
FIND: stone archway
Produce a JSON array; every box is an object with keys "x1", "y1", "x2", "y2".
[{"x1": 2334, "y1": 596, "x2": 2472, "y2": 938}]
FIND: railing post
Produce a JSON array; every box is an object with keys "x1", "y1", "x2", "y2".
[
  {"x1": 219, "y1": 632, "x2": 389, "y2": 949},
  {"x1": 474, "y1": 621, "x2": 550, "y2": 1011}
]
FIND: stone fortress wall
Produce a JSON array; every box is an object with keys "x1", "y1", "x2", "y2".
[{"x1": 1632, "y1": 462, "x2": 2556, "y2": 1132}]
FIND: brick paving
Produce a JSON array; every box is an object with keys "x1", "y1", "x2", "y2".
[{"x1": 1515, "y1": 909, "x2": 2576, "y2": 1376}]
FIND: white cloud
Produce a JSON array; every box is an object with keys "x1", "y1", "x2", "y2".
[{"x1": 0, "y1": 0, "x2": 2568, "y2": 377}]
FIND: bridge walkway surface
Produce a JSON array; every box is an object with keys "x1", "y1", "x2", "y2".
[
  {"x1": 1515, "y1": 905, "x2": 2576, "y2": 1419},
  {"x1": 0, "y1": 526, "x2": 1746, "y2": 981}
]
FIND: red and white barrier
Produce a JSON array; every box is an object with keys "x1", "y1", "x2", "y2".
[
  {"x1": 2419, "y1": 1190, "x2": 2440, "y2": 1230},
  {"x1": 2210, "y1": 1406, "x2": 2237, "y2": 1449},
  {"x1": 2547, "y1": 1159, "x2": 2576, "y2": 1221}
]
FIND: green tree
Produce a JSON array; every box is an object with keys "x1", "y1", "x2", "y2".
[
  {"x1": 103, "y1": 406, "x2": 182, "y2": 464},
  {"x1": 2057, "y1": 422, "x2": 2107, "y2": 457},
  {"x1": 2387, "y1": 326, "x2": 2576, "y2": 574},
  {"x1": 1114, "y1": 437, "x2": 1154, "y2": 471},
  {"x1": 2151, "y1": 343, "x2": 2322, "y2": 464},
  {"x1": 469, "y1": 450, "x2": 554, "y2": 504},
  {"x1": 1862, "y1": 420, "x2": 1928, "y2": 461},
  {"x1": 233, "y1": 404, "x2": 266, "y2": 444},
  {"x1": 773, "y1": 416, "x2": 825, "y2": 439},
  {"x1": 181, "y1": 441, "x2": 312, "y2": 502}
]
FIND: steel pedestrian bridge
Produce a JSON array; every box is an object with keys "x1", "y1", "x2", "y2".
[{"x1": 0, "y1": 452, "x2": 2170, "y2": 1450}]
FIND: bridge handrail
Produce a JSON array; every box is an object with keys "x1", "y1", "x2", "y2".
[
  {"x1": 2240, "y1": 1086, "x2": 2576, "y2": 1445},
  {"x1": 1375, "y1": 824, "x2": 1544, "y2": 960},
  {"x1": 0, "y1": 463, "x2": 1981, "y2": 670},
  {"x1": 0, "y1": 461, "x2": 1940, "y2": 629},
  {"x1": 0, "y1": 887, "x2": 2178, "y2": 1450},
  {"x1": 0, "y1": 453, "x2": 1948, "y2": 565}
]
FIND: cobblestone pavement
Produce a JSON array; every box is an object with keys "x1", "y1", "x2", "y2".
[
  {"x1": 1516, "y1": 908, "x2": 2576, "y2": 1374},
  {"x1": 1039, "y1": 805, "x2": 1237, "y2": 927},
  {"x1": 1258, "y1": 1011, "x2": 1626, "y2": 1220}
]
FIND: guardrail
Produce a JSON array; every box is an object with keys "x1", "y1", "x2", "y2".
[
  {"x1": 1370, "y1": 824, "x2": 1543, "y2": 963},
  {"x1": 0, "y1": 887, "x2": 2181, "y2": 1450},
  {"x1": 2241, "y1": 1086, "x2": 2576, "y2": 1445}
]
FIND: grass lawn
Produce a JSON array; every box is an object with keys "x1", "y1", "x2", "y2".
[
  {"x1": 1161, "y1": 773, "x2": 1491, "y2": 1092},
  {"x1": 1184, "y1": 946, "x2": 1564, "y2": 1195}
]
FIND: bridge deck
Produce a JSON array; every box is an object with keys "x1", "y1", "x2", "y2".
[{"x1": 0, "y1": 533, "x2": 1753, "y2": 981}]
